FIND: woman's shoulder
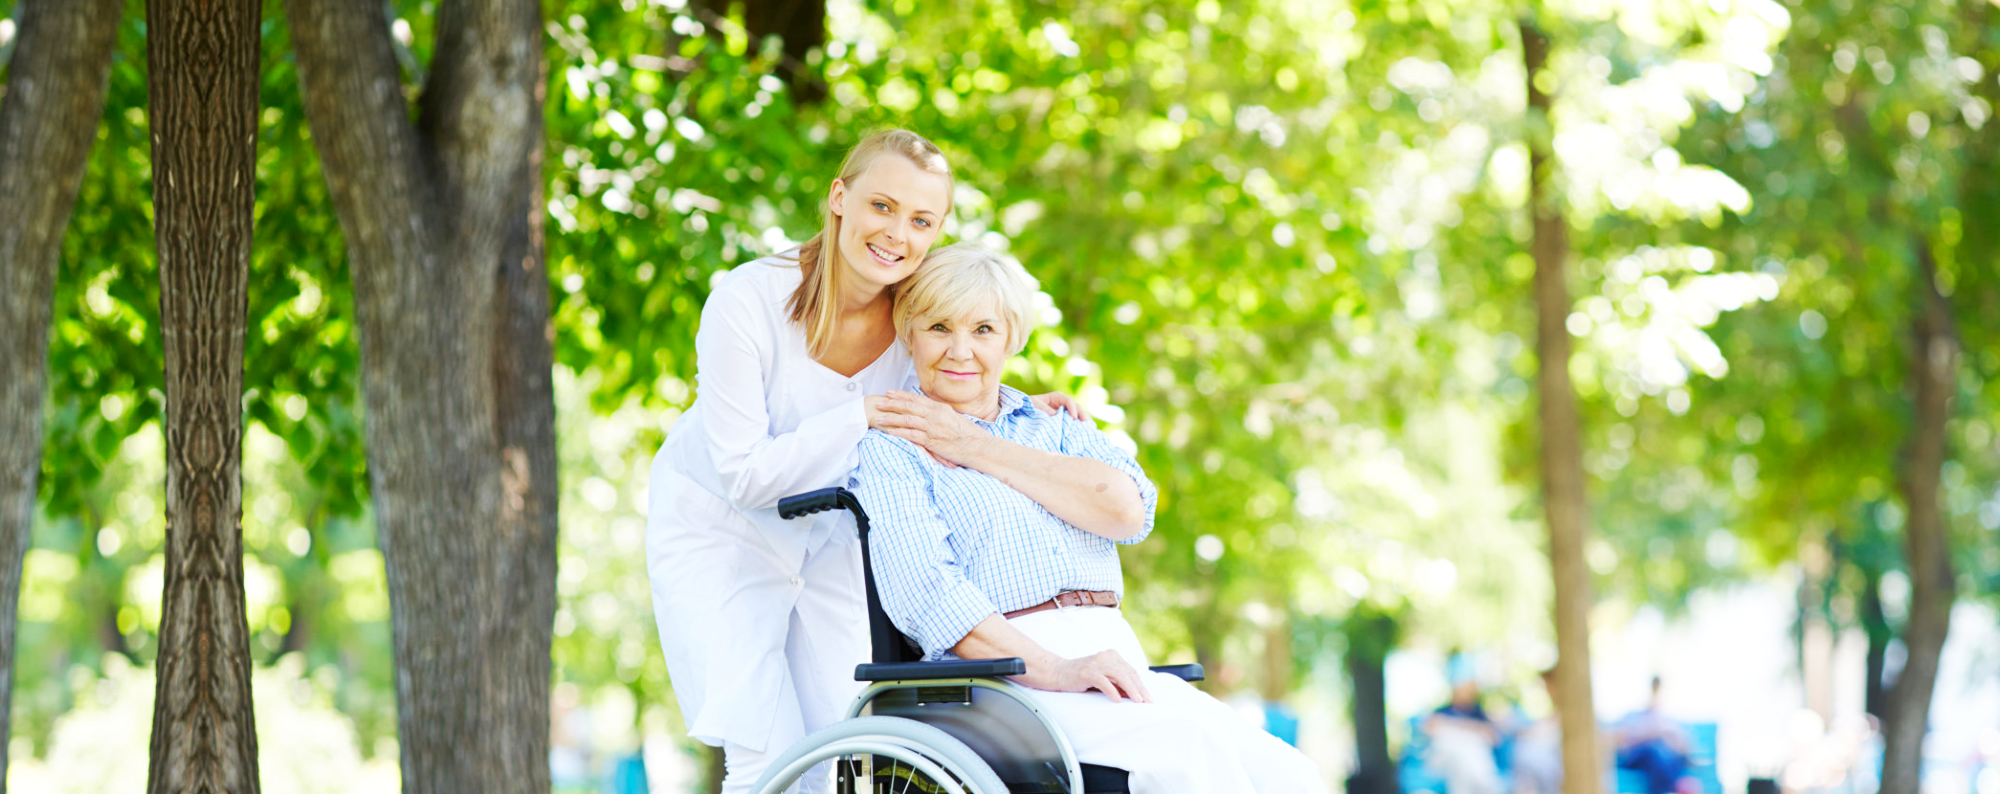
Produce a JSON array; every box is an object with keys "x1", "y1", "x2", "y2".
[
  {"x1": 703, "y1": 253, "x2": 804, "y2": 314},
  {"x1": 859, "y1": 428, "x2": 931, "y2": 466}
]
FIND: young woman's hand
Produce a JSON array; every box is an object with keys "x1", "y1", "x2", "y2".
[
  {"x1": 1029, "y1": 391, "x2": 1090, "y2": 421},
  {"x1": 864, "y1": 395, "x2": 897, "y2": 430}
]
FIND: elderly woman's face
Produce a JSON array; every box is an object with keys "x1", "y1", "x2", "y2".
[{"x1": 911, "y1": 306, "x2": 1009, "y2": 419}]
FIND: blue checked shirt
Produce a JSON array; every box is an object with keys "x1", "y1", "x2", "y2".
[{"x1": 851, "y1": 385, "x2": 1159, "y2": 661}]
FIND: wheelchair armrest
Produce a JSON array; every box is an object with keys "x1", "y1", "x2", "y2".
[
  {"x1": 855, "y1": 658, "x2": 1027, "y2": 682},
  {"x1": 1149, "y1": 663, "x2": 1204, "y2": 682}
]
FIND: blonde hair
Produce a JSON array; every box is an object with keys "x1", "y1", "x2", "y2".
[
  {"x1": 786, "y1": 129, "x2": 954, "y2": 359},
  {"x1": 893, "y1": 243, "x2": 1037, "y2": 356}
]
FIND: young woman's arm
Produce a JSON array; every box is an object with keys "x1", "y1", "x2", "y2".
[{"x1": 694, "y1": 271, "x2": 870, "y2": 510}]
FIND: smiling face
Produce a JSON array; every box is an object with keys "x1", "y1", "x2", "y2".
[
  {"x1": 910, "y1": 305, "x2": 1011, "y2": 421},
  {"x1": 827, "y1": 155, "x2": 953, "y2": 297}
]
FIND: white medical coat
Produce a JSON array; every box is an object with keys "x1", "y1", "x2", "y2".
[{"x1": 645, "y1": 255, "x2": 916, "y2": 751}]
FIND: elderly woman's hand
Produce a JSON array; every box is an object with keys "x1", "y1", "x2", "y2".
[
  {"x1": 1021, "y1": 650, "x2": 1152, "y2": 703},
  {"x1": 868, "y1": 390, "x2": 988, "y2": 466}
]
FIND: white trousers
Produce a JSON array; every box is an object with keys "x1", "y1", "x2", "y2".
[
  {"x1": 1009, "y1": 607, "x2": 1326, "y2": 794},
  {"x1": 716, "y1": 608, "x2": 844, "y2": 794}
]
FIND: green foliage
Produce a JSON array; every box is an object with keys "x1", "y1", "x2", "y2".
[
  {"x1": 9, "y1": 0, "x2": 1997, "y2": 773},
  {"x1": 1641, "y1": 0, "x2": 2000, "y2": 625}
]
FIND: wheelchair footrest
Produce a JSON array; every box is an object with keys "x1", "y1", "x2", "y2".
[{"x1": 855, "y1": 657, "x2": 1027, "y2": 681}]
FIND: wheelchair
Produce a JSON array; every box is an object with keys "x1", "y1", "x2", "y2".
[{"x1": 754, "y1": 487, "x2": 1206, "y2": 794}]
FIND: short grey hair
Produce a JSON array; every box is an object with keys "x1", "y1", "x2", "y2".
[{"x1": 893, "y1": 243, "x2": 1036, "y2": 356}]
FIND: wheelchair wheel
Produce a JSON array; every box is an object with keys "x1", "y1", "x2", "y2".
[{"x1": 751, "y1": 715, "x2": 1010, "y2": 794}]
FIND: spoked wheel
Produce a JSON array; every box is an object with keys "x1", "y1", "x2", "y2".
[{"x1": 751, "y1": 716, "x2": 1010, "y2": 794}]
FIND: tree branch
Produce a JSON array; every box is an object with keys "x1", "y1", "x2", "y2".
[
  {"x1": 286, "y1": 0, "x2": 435, "y2": 288},
  {"x1": 420, "y1": 0, "x2": 541, "y2": 260}
]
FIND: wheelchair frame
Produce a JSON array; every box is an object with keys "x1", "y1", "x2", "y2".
[{"x1": 756, "y1": 487, "x2": 1204, "y2": 794}]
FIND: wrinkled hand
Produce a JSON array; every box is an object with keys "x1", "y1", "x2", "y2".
[
  {"x1": 1022, "y1": 650, "x2": 1152, "y2": 703},
  {"x1": 1030, "y1": 391, "x2": 1090, "y2": 421},
  {"x1": 868, "y1": 391, "x2": 984, "y2": 467}
]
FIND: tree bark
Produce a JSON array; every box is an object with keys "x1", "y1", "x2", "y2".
[
  {"x1": 0, "y1": 0, "x2": 124, "y2": 787},
  {"x1": 1798, "y1": 534, "x2": 1835, "y2": 722},
  {"x1": 1860, "y1": 570, "x2": 1890, "y2": 723},
  {"x1": 143, "y1": 1, "x2": 264, "y2": 792},
  {"x1": 1522, "y1": 21, "x2": 1605, "y2": 794},
  {"x1": 689, "y1": 0, "x2": 826, "y2": 102},
  {"x1": 741, "y1": 0, "x2": 826, "y2": 103},
  {"x1": 1343, "y1": 610, "x2": 1398, "y2": 794},
  {"x1": 285, "y1": 1, "x2": 558, "y2": 791},
  {"x1": 1260, "y1": 611, "x2": 1292, "y2": 702},
  {"x1": 1878, "y1": 238, "x2": 1959, "y2": 794}
]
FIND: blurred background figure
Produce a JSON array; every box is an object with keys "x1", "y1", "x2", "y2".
[
  {"x1": 1512, "y1": 667, "x2": 1564, "y2": 794},
  {"x1": 1614, "y1": 677, "x2": 1697, "y2": 794},
  {"x1": 1423, "y1": 654, "x2": 1506, "y2": 794},
  {"x1": 550, "y1": 682, "x2": 596, "y2": 794},
  {"x1": 1780, "y1": 712, "x2": 1883, "y2": 794}
]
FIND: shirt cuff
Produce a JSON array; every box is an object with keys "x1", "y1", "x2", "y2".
[{"x1": 905, "y1": 578, "x2": 1000, "y2": 662}]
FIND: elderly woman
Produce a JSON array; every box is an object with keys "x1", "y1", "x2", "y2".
[{"x1": 851, "y1": 244, "x2": 1324, "y2": 794}]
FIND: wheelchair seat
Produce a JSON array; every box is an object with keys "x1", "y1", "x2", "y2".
[{"x1": 767, "y1": 488, "x2": 1206, "y2": 794}]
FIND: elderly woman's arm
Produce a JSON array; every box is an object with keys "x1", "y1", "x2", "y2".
[
  {"x1": 952, "y1": 613, "x2": 1153, "y2": 703},
  {"x1": 871, "y1": 391, "x2": 1146, "y2": 540},
  {"x1": 960, "y1": 438, "x2": 1146, "y2": 540}
]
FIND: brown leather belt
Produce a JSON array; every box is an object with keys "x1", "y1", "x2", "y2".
[{"x1": 1002, "y1": 590, "x2": 1120, "y2": 620}]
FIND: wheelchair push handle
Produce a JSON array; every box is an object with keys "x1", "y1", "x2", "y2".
[
  {"x1": 777, "y1": 487, "x2": 843, "y2": 519},
  {"x1": 777, "y1": 487, "x2": 869, "y2": 529},
  {"x1": 781, "y1": 487, "x2": 907, "y2": 665}
]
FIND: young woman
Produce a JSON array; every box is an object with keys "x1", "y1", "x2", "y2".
[{"x1": 643, "y1": 130, "x2": 1080, "y2": 793}]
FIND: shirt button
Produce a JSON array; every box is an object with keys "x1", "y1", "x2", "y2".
[
  {"x1": 846, "y1": 382, "x2": 858, "y2": 392},
  {"x1": 789, "y1": 575, "x2": 802, "y2": 586}
]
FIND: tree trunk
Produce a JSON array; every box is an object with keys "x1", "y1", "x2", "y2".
[
  {"x1": 0, "y1": 0, "x2": 124, "y2": 786},
  {"x1": 285, "y1": 1, "x2": 558, "y2": 791},
  {"x1": 1522, "y1": 21, "x2": 1605, "y2": 794},
  {"x1": 143, "y1": 1, "x2": 264, "y2": 791},
  {"x1": 1344, "y1": 609, "x2": 1399, "y2": 794},
  {"x1": 1878, "y1": 239, "x2": 1959, "y2": 794},
  {"x1": 1798, "y1": 534, "x2": 1835, "y2": 723},
  {"x1": 1260, "y1": 612, "x2": 1292, "y2": 702},
  {"x1": 741, "y1": 0, "x2": 826, "y2": 103},
  {"x1": 1860, "y1": 568, "x2": 1891, "y2": 722},
  {"x1": 688, "y1": 0, "x2": 826, "y2": 102}
]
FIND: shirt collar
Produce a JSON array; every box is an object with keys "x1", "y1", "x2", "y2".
[
  {"x1": 994, "y1": 385, "x2": 1038, "y2": 419},
  {"x1": 912, "y1": 384, "x2": 1038, "y2": 423}
]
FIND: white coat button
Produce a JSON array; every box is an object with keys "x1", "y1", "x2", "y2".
[
  {"x1": 790, "y1": 575, "x2": 802, "y2": 586},
  {"x1": 846, "y1": 382, "x2": 858, "y2": 392}
]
